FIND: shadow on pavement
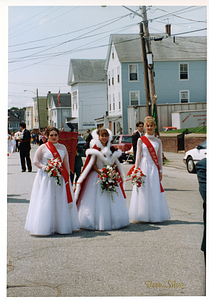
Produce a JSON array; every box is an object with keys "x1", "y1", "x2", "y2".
[
  {"x1": 164, "y1": 188, "x2": 195, "y2": 192},
  {"x1": 159, "y1": 219, "x2": 203, "y2": 226},
  {"x1": 30, "y1": 230, "x2": 112, "y2": 239},
  {"x1": 7, "y1": 195, "x2": 29, "y2": 203}
]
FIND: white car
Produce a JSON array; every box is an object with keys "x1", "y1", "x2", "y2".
[{"x1": 183, "y1": 140, "x2": 207, "y2": 173}]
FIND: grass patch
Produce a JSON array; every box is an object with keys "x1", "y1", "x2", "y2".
[{"x1": 161, "y1": 126, "x2": 207, "y2": 134}]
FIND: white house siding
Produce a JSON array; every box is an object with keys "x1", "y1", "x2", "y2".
[
  {"x1": 25, "y1": 107, "x2": 33, "y2": 131},
  {"x1": 71, "y1": 87, "x2": 79, "y2": 118},
  {"x1": 107, "y1": 43, "x2": 123, "y2": 134},
  {"x1": 33, "y1": 98, "x2": 39, "y2": 130},
  {"x1": 121, "y1": 62, "x2": 144, "y2": 134},
  {"x1": 76, "y1": 82, "x2": 107, "y2": 134}
]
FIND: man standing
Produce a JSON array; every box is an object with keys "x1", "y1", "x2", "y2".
[
  {"x1": 19, "y1": 122, "x2": 32, "y2": 172},
  {"x1": 132, "y1": 121, "x2": 144, "y2": 163},
  {"x1": 70, "y1": 140, "x2": 85, "y2": 185},
  {"x1": 85, "y1": 129, "x2": 93, "y2": 150}
]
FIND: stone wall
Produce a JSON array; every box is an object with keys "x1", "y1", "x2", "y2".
[
  {"x1": 184, "y1": 134, "x2": 206, "y2": 152},
  {"x1": 160, "y1": 133, "x2": 206, "y2": 153},
  {"x1": 160, "y1": 133, "x2": 179, "y2": 153}
]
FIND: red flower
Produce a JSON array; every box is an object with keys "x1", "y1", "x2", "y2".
[
  {"x1": 107, "y1": 184, "x2": 110, "y2": 187},
  {"x1": 97, "y1": 175, "x2": 100, "y2": 178}
]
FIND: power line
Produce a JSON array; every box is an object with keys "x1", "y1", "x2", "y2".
[
  {"x1": 9, "y1": 28, "x2": 206, "y2": 73},
  {"x1": 9, "y1": 7, "x2": 79, "y2": 39},
  {"x1": 9, "y1": 6, "x2": 53, "y2": 30},
  {"x1": 9, "y1": 7, "x2": 63, "y2": 38},
  {"x1": 149, "y1": 6, "x2": 195, "y2": 21},
  {"x1": 9, "y1": 13, "x2": 131, "y2": 48},
  {"x1": 9, "y1": 17, "x2": 134, "y2": 63}
]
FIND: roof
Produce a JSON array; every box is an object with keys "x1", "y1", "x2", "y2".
[
  {"x1": 68, "y1": 59, "x2": 106, "y2": 85},
  {"x1": 48, "y1": 93, "x2": 71, "y2": 108},
  {"x1": 105, "y1": 34, "x2": 207, "y2": 68}
]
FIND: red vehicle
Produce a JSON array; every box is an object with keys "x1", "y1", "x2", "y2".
[
  {"x1": 112, "y1": 135, "x2": 132, "y2": 152},
  {"x1": 163, "y1": 126, "x2": 177, "y2": 132}
]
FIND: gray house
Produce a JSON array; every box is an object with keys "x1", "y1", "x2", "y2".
[
  {"x1": 105, "y1": 34, "x2": 207, "y2": 134},
  {"x1": 47, "y1": 92, "x2": 72, "y2": 131},
  {"x1": 68, "y1": 59, "x2": 107, "y2": 134}
]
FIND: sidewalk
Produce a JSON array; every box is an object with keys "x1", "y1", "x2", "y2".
[{"x1": 7, "y1": 145, "x2": 206, "y2": 297}]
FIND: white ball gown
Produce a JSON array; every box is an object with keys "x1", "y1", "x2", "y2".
[
  {"x1": 129, "y1": 133, "x2": 170, "y2": 223},
  {"x1": 25, "y1": 143, "x2": 80, "y2": 235},
  {"x1": 75, "y1": 129, "x2": 130, "y2": 231}
]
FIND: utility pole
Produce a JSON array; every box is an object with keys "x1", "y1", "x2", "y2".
[
  {"x1": 139, "y1": 22, "x2": 151, "y2": 116},
  {"x1": 141, "y1": 6, "x2": 156, "y2": 103},
  {"x1": 141, "y1": 6, "x2": 159, "y2": 135},
  {"x1": 36, "y1": 88, "x2": 40, "y2": 131}
]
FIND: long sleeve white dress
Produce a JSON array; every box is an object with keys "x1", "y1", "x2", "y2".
[
  {"x1": 129, "y1": 133, "x2": 170, "y2": 223},
  {"x1": 75, "y1": 129, "x2": 130, "y2": 231},
  {"x1": 25, "y1": 143, "x2": 80, "y2": 235}
]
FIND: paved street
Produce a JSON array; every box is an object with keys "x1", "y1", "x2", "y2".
[{"x1": 7, "y1": 145, "x2": 206, "y2": 297}]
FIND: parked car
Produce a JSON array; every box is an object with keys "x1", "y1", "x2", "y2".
[
  {"x1": 183, "y1": 140, "x2": 207, "y2": 173},
  {"x1": 77, "y1": 136, "x2": 86, "y2": 149},
  {"x1": 162, "y1": 126, "x2": 177, "y2": 132},
  {"x1": 112, "y1": 135, "x2": 132, "y2": 162}
]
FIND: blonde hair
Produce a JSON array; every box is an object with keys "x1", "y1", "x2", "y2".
[{"x1": 144, "y1": 116, "x2": 156, "y2": 128}]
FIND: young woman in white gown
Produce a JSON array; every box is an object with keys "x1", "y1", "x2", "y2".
[
  {"x1": 25, "y1": 127, "x2": 80, "y2": 235},
  {"x1": 75, "y1": 128, "x2": 129, "y2": 231},
  {"x1": 129, "y1": 116, "x2": 170, "y2": 223}
]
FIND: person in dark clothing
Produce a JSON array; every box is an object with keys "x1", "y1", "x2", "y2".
[
  {"x1": 85, "y1": 129, "x2": 93, "y2": 150},
  {"x1": 19, "y1": 122, "x2": 32, "y2": 172},
  {"x1": 70, "y1": 142, "x2": 85, "y2": 185},
  {"x1": 196, "y1": 158, "x2": 206, "y2": 264},
  {"x1": 132, "y1": 121, "x2": 144, "y2": 163}
]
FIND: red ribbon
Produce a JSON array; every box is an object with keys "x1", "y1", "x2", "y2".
[
  {"x1": 45, "y1": 141, "x2": 73, "y2": 203},
  {"x1": 140, "y1": 136, "x2": 164, "y2": 193}
]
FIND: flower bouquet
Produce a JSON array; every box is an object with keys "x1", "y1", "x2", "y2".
[
  {"x1": 97, "y1": 165, "x2": 122, "y2": 201},
  {"x1": 46, "y1": 158, "x2": 62, "y2": 186},
  {"x1": 129, "y1": 167, "x2": 146, "y2": 194}
]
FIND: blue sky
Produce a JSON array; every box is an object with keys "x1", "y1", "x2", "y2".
[{"x1": 3, "y1": 2, "x2": 208, "y2": 108}]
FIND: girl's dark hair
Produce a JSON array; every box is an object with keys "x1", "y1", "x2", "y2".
[
  {"x1": 45, "y1": 126, "x2": 59, "y2": 137},
  {"x1": 97, "y1": 128, "x2": 109, "y2": 137}
]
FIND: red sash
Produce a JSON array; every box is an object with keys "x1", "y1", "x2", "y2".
[
  {"x1": 140, "y1": 136, "x2": 164, "y2": 193},
  {"x1": 46, "y1": 141, "x2": 73, "y2": 203}
]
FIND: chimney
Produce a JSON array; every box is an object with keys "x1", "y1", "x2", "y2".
[{"x1": 165, "y1": 24, "x2": 171, "y2": 36}]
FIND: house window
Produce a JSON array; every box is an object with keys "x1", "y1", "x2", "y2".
[
  {"x1": 130, "y1": 91, "x2": 139, "y2": 105},
  {"x1": 129, "y1": 64, "x2": 138, "y2": 81},
  {"x1": 108, "y1": 72, "x2": 110, "y2": 86},
  {"x1": 117, "y1": 66, "x2": 120, "y2": 83},
  {"x1": 113, "y1": 94, "x2": 115, "y2": 111},
  {"x1": 118, "y1": 92, "x2": 121, "y2": 110},
  {"x1": 73, "y1": 91, "x2": 78, "y2": 110},
  {"x1": 109, "y1": 95, "x2": 111, "y2": 112},
  {"x1": 180, "y1": 90, "x2": 189, "y2": 103},
  {"x1": 180, "y1": 63, "x2": 189, "y2": 80},
  {"x1": 112, "y1": 69, "x2": 114, "y2": 85}
]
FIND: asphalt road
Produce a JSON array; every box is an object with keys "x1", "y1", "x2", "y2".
[{"x1": 6, "y1": 145, "x2": 206, "y2": 297}]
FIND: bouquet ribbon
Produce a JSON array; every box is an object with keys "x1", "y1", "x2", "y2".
[{"x1": 46, "y1": 141, "x2": 73, "y2": 203}]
